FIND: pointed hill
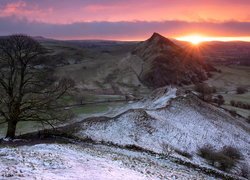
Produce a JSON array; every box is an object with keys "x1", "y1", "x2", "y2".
[{"x1": 131, "y1": 33, "x2": 208, "y2": 88}]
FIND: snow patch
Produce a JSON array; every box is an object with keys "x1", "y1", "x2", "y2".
[
  {"x1": 0, "y1": 144, "x2": 149, "y2": 180},
  {"x1": 103, "y1": 87, "x2": 177, "y2": 117}
]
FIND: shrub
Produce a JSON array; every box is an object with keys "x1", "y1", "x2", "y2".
[
  {"x1": 197, "y1": 144, "x2": 215, "y2": 159},
  {"x1": 247, "y1": 116, "x2": 250, "y2": 124},
  {"x1": 211, "y1": 152, "x2": 236, "y2": 171},
  {"x1": 161, "y1": 143, "x2": 174, "y2": 157},
  {"x1": 195, "y1": 83, "x2": 216, "y2": 94},
  {"x1": 213, "y1": 95, "x2": 225, "y2": 106},
  {"x1": 175, "y1": 149, "x2": 193, "y2": 159},
  {"x1": 221, "y1": 146, "x2": 242, "y2": 160},
  {"x1": 204, "y1": 94, "x2": 213, "y2": 102},
  {"x1": 240, "y1": 164, "x2": 250, "y2": 179},
  {"x1": 230, "y1": 100, "x2": 250, "y2": 110},
  {"x1": 236, "y1": 87, "x2": 248, "y2": 94},
  {"x1": 124, "y1": 144, "x2": 145, "y2": 151},
  {"x1": 230, "y1": 100, "x2": 235, "y2": 106},
  {"x1": 194, "y1": 83, "x2": 217, "y2": 102},
  {"x1": 229, "y1": 110, "x2": 237, "y2": 117},
  {"x1": 197, "y1": 145, "x2": 241, "y2": 172}
]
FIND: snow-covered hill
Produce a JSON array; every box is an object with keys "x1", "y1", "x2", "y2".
[
  {"x1": 72, "y1": 87, "x2": 250, "y2": 177},
  {"x1": 1, "y1": 87, "x2": 249, "y2": 179}
]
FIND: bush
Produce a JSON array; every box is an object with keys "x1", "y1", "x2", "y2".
[
  {"x1": 161, "y1": 143, "x2": 173, "y2": 157},
  {"x1": 197, "y1": 144, "x2": 215, "y2": 159},
  {"x1": 213, "y1": 95, "x2": 225, "y2": 106},
  {"x1": 229, "y1": 110, "x2": 237, "y2": 117},
  {"x1": 247, "y1": 116, "x2": 250, "y2": 124},
  {"x1": 230, "y1": 100, "x2": 250, "y2": 110},
  {"x1": 236, "y1": 87, "x2": 248, "y2": 94},
  {"x1": 195, "y1": 83, "x2": 216, "y2": 94},
  {"x1": 221, "y1": 146, "x2": 242, "y2": 160},
  {"x1": 240, "y1": 164, "x2": 250, "y2": 179},
  {"x1": 211, "y1": 153, "x2": 236, "y2": 171},
  {"x1": 195, "y1": 83, "x2": 216, "y2": 101},
  {"x1": 230, "y1": 100, "x2": 235, "y2": 106},
  {"x1": 175, "y1": 149, "x2": 193, "y2": 159},
  {"x1": 197, "y1": 145, "x2": 241, "y2": 171}
]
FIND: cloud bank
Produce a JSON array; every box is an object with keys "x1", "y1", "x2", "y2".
[
  {"x1": 0, "y1": 16, "x2": 250, "y2": 40},
  {"x1": 0, "y1": 0, "x2": 250, "y2": 40}
]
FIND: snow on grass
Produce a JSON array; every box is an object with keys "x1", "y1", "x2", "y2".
[
  {"x1": 75, "y1": 90, "x2": 250, "y2": 177},
  {"x1": 0, "y1": 142, "x2": 220, "y2": 180},
  {"x1": 0, "y1": 144, "x2": 149, "y2": 180},
  {"x1": 103, "y1": 87, "x2": 177, "y2": 117},
  {"x1": 148, "y1": 87, "x2": 177, "y2": 109}
]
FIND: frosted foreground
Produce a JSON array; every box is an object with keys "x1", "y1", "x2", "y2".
[
  {"x1": 0, "y1": 143, "x2": 217, "y2": 180},
  {"x1": 0, "y1": 87, "x2": 249, "y2": 179}
]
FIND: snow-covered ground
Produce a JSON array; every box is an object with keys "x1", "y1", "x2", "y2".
[
  {"x1": 1, "y1": 87, "x2": 249, "y2": 179},
  {"x1": 0, "y1": 143, "x2": 218, "y2": 180},
  {"x1": 103, "y1": 87, "x2": 177, "y2": 117},
  {"x1": 73, "y1": 87, "x2": 250, "y2": 178},
  {"x1": 0, "y1": 144, "x2": 149, "y2": 180}
]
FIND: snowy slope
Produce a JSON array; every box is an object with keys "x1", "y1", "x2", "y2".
[
  {"x1": 1, "y1": 87, "x2": 249, "y2": 179},
  {"x1": 73, "y1": 87, "x2": 250, "y2": 177},
  {"x1": 0, "y1": 143, "x2": 218, "y2": 179},
  {"x1": 0, "y1": 144, "x2": 148, "y2": 180}
]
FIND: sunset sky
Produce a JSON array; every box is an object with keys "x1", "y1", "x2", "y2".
[{"x1": 0, "y1": 0, "x2": 250, "y2": 41}]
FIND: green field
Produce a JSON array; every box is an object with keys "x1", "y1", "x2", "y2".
[
  {"x1": 0, "y1": 101, "x2": 126, "y2": 138},
  {"x1": 206, "y1": 65, "x2": 250, "y2": 118},
  {"x1": 71, "y1": 103, "x2": 109, "y2": 115},
  {"x1": 0, "y1": 121, "x2": 42, "y2": 139},
  {"x1": 222, "y1": 105, "x2": 250, "y2": 118},
  {"x1": 206, "y1": 65, "x2": 250, "y2": 92}
]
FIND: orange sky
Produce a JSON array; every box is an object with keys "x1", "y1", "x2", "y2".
[{"x1": 0, "y1": 0, "x2": 250, "y2": 41}]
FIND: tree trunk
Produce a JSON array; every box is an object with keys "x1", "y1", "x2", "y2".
[{"x1": 5, "y1": 121, "x2": 17, "y2": 139}]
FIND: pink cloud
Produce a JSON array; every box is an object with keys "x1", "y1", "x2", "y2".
[
  {"x1": 3, "y1": 1, "x2": 26, "y2": 14},
  {"x1": 0, "y1": 0, "x2": 53, "y2": 22},
  {"x1": 82, "y1": 4, "x2": 120, "y2": 12},
  {"x1": 0, "y1": 0, "x2": 250, "y2": 25}
]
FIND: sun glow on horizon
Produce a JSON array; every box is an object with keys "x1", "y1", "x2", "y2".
[
  {"x1": 176, "y1": 35, "x2": 250, "y2": 45},
  {"x1": 176, "y1": 34, "x2": 213, "y2": 45}
]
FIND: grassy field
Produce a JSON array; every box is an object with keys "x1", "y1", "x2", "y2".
[
  {"x1": 206, "y1": 65, "x2": 250, "y2": 118},
  {"x1": 222, "y1": 105, "x2": 250, "y2": 118},
  {"x1": 0, "y1": 101, "x2": 126, "y2": 138},
  {"x1": 71, "y1": 103, "x2": 109, "y2": 115},
  {"x1": 0, "y1": 122, "x2": 42, "y2": 139},
  {"x1": 206, "y1": 65, "x2": 250, "y2": 92}
]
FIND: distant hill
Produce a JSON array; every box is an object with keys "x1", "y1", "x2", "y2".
[
  {"x1": 130, "y1": 33, "x2": 208, "y2": 88},
  {"x1": 174, "y1": 39, "x2": 250, "y2": 66}
]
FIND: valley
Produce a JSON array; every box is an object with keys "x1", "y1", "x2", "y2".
[{"x1": 0, "y1": 33, "x2": 250, "y2": 179}]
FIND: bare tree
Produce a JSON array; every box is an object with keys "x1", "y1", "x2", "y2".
[{"x1": 0, "y1": 34, "x2": 74, "y2": 139}]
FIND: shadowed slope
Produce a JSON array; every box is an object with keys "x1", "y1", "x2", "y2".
[{"x1": 132, "y1": 33, "x2": 208, "y2": 87}]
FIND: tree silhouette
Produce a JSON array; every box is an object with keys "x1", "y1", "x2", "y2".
[{"x1": 0, "y1": 35, "x2": 74, "y2": 139}]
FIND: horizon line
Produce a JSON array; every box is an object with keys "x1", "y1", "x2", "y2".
[{"x1": 2, "y1": 34, "x2": 250, "y2": 43}]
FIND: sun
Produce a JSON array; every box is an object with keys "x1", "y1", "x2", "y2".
[
  {"x1": 176, "y1": 35, "x2": 207, "y2": 45},
  {"x1": 188, "y1": 35, "x2": 204, "y2": 45}
]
